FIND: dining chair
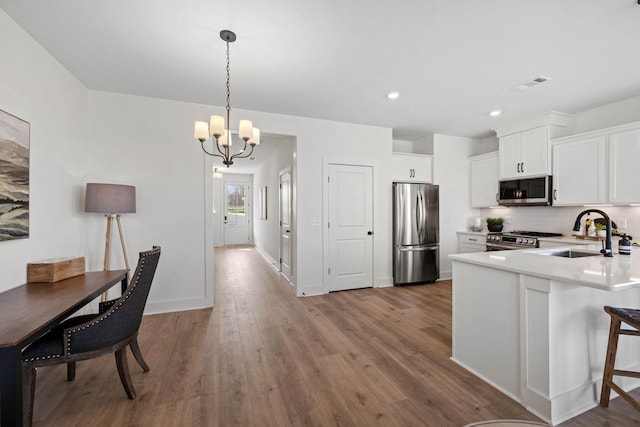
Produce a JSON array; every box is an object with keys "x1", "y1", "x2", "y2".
[{"x1": 21, "y1": 246, "x2": 161, "y2": 426}]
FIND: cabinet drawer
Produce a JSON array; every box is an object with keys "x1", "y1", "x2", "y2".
[{"x1": 458, "y1": 234, "x2": 484, "y2": 245}]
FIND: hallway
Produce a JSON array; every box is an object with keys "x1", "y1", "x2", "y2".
[{"x1": 30, "y1": 245, "x2": 640, "y2": 426}]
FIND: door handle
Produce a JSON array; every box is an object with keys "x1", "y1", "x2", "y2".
[
  {"x1": 286, "y1": 230, "x2": 290, "y2": 233},
  {"x1": 367, "y1": 231, "x2": 373, "y2": 235},
  {"x1": 517, "y1": 163, "x2": 521, "y2": 173},
  {"x1": 521, "y1": 162, "x2": 524, "y2": 173},
  {"x1": 553, "y1": 189, "x2": 557, "y2": 200}
]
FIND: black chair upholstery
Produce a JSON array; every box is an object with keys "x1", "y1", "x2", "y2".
[{"x1": 21, "y1": 246, "x2": 161, "y2": 426}]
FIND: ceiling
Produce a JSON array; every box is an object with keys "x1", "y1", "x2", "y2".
[{"x1": 2, "y1": 0, "x2": 640, "y2": 143}]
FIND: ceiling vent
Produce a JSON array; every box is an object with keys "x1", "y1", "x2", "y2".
[{"x1": 513, "y1": 75, "x2": 552, "y2": 91}]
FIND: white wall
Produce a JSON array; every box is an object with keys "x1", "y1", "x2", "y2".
[
  {"x1": 433, "y1": 134, "x2": 479, "y2": 278},
  {"x1": 253, "y1": 139, "x2": 295, "y2": 266},
  {"x1": 0, "y1": 10, "x2": 89, "y2": 291},
  {"x1": 86, "y1": 90, "x2": 392, "y2": 306},
  {"x1": 556, "y1": 95, "x2": 640, "y2": 138}
]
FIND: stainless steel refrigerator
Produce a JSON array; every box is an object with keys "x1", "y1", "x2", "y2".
[{"x1": 393, "y1": 182, "x2": 439, "y2": 285}]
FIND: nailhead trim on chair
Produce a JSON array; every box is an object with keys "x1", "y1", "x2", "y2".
[
  {"x1": 24, "y1": 354, "x2": 62, "y2": 362},
  {"x1": 66, "y1": 255, "x2": 149, "y2": 355}
]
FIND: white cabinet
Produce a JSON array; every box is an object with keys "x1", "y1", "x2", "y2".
[
  {"x1": 469, "y1": 152, "x2": 499, "y2": 207},
  {"x1": 550, "y1": 121, "x2": 640, "y2": 206},
  {"x1": 457, "y1": 232, "x2": 486, "y2": 253},
  {"x1": 609, "y1": 127, "x2": 640, "y2": 204},
  {"x1": 392, "y1": 153, "x2": 433, "y2": 183},
  {"x1": 499, "y1": 126, "x2": 550, "y2": 179},
  {"x1": 551, "y1": 136, "x2": 606, "y2": 206}
]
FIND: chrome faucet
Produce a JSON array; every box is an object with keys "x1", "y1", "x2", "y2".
[{"x1": 572, "y1": 209, "x2": 613, "y2": 257}]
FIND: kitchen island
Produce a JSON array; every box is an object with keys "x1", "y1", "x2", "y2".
[{"x1": 450, "y1": 245, "x2": 640, "y2": 425}]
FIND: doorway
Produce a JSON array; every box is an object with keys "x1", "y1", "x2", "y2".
[
  {"x1": 325, "y1": 163, "x2": 374, "y2": 292},
  {"x1": 223, "y1": 180, "x2": 251, "y2": 245},
  {"x1": 279, "y1": 167, "x2": 292, "y2": 282}
]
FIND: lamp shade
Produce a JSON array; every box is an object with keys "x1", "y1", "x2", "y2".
[{"x1": 85, "y1": 183, "x2": 136, "y2": 214}]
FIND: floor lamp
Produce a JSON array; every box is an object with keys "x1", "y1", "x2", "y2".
[{"x1": 85, "y1": 183, "x2": 136, "y2": 301}]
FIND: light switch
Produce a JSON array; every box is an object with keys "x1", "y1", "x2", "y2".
[{"x1": 311, "y1": 218, "x2": 322, "y2": 227}]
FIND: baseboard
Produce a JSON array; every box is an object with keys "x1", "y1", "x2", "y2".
[
  {"x1": 439, "y1": 270, "x2": 452, "y2": 280},
  {"x1": 254, "y1": 244, "x2": 279, "y2": 269},
  {"x1": 144, "y1": 296, "x2": 212, "y2": 315}
]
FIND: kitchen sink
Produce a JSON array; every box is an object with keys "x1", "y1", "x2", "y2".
[{"x1": 548, "y1": 249, "x2": 601, "y2": 258}]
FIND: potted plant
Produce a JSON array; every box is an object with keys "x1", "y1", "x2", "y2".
[
  {"x1": 594, "y1": 223, "x2": 614, "y2": 238},
  {"x1": 486, "y1": 217, "x2": 504, "y2": 232}
]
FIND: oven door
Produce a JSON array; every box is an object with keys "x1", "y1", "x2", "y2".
[{"x1": 486, "y1": 242, "x2": 517, "y2": 251}]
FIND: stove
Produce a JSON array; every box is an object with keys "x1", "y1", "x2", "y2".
[{"x1": 486, "y1": 230, "x2": 564, "y2": 251}]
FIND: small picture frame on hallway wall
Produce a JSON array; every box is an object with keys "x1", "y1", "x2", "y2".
[
  {"x1": 259, "y1": 186, "x2": 268, "y2": 220},
  {"x1": 0, "y1": 109, "x2": 30, "y2": 241}
]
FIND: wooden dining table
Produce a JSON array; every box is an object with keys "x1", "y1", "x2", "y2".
[{"x1": 0, "y1": 270, "x2": 128, "y2": 427}]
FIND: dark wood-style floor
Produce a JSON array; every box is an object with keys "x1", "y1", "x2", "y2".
[{"x1": 31, "y1": 245, "x2": 640, "y2": 426}]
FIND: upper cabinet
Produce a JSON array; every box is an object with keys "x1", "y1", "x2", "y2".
[
  {"x1": 551, "y1": 135, "x2": 606, "y2": 206},
  {"x1": 469, "y1": 152, "x2": 499, "y2": 207},
  {"x1": 609, "y1": 127, "x2": 640, "y2": 204},
  {"x1": 499, "y1": 126, "x2": 549, "y2": 179},
  {"x1": 551, "y1": 121, "x2": 640, "y2": 205},
  {"x1": 495, "y1": 112, "x2": 571, "y2": 180},
  {"x1": 392, "y1": 153, "x2": 433, "y2": 183}
]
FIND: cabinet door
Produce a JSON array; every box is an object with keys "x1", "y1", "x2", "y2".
[
  {"x1": 609, "y1": 128, "x2": 640, "y2": 204},
  {"x1": 458, "y1": 242, "x2": 486, "y2": 253},
  {"x1": 499, "y1": 133, "x2": 521, "y2": 179},
  {"x1": 392, "y1": 154, "x2": 433, "y2": 183},
  {"x1": 412, "y1": 155, "x2": 433, "y2": 183},
  {"x1": 391, "y1": 154, "x2": 413, "y2": 181},
  {"x1": 499, "y1": 126, "x2": 550, "y2": 179},
  {"x1": 552, "y1": 136, "x2": 606, "y2": 206},
  {"x1": 458, "y1": 233, "x2": 486, "y2": 253},
  {"x1": 470, "y1": 152, "x2": 499, "y2": 207},
  {"x1": 520, "y1": 126, "x2": 549, "y2": 177}
]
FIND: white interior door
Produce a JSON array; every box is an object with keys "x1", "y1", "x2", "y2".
[
  {"x1": 279, "y1": 169, "x2": 292, "y2": 282},
  {"x1": 224, "y1": 181, "x2": 251, "y2": 245},
  {"x1": 328, "y1": 164, "x2": 373, "y2": 291}
]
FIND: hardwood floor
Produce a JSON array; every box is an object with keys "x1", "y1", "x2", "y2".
[{"x1": 31, "y1": 245, "x2": 640, "y2": 426}]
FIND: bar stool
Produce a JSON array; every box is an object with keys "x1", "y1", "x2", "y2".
[{"x1": 600, "y1": 306, "x2": 640, "y2": 411}]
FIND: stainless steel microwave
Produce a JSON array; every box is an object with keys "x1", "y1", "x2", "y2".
[{"x1": 498, "y1": 176, "x2": 553, "y2": 206}]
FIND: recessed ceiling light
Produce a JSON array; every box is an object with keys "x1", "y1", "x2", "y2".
[
  {"x1": 387, "y1": 92, "x2": 400, "y2": 100},
  {"x1": 489, "y1": 110, "x2": 502, "y2": 117}
]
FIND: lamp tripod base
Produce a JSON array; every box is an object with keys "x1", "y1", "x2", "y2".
[{"x1": 102, "y1": 214, "x2": 131, "y2": 301}]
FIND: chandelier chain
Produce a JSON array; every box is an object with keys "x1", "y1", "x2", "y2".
[{"x1": 225, "y1": 40, "x2": 231, "y2": 113}]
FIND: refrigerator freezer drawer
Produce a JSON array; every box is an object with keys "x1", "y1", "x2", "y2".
[{"x1": 393, "y1": 246, "x2": 439, "y2": 285}]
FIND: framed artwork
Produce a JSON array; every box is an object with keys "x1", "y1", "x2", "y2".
[
  {"x1": 259, "y1": 186, "x2": 268, "y2": 220},
  {"x1": 0, "y1": 109, "x2": 30, "y2": 241}
]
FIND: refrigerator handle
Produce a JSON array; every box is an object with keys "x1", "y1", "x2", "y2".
[{"x1": 417, "y1": 190, "x2": 425, "y2": 238}]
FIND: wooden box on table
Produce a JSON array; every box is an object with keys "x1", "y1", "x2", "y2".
[{"x1": 27, "y1": 257, "x2": 85, "y2": 282}]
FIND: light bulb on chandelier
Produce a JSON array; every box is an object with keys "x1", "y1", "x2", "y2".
[{"x1": 194, "y1": 30, "x2": 261, "y2": 167}]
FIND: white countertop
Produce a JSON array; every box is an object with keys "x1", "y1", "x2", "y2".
[{"x1": 449, "y1": 244, "x2": 640, "y2": 291}]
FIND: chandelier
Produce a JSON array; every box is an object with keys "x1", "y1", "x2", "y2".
[{"x1": 194, "y1": 30, "x2": 260, "y2": 167}]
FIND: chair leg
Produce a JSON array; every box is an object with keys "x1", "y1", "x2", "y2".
[
  {"x1": 22, "y1": 365, "x2": 36, "y2": 427},
  {"x1": 130, "y1": 337, "x2": 150, "y2": 372},
  {"x1": 115, "y1": 348, "x2": 136, "y2": 399},
  {"x1": 601, "y1": 316, "x2": 622, "y2": 407},
  {"x1": 67, "y1": 361, "x2": 76, "y2": 381}
]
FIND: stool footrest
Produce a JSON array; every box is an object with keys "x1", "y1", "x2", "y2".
[
  {"x1": 608, "y1": 381, "x2": 640, "y2": 412},
  {"x1": 613, "y1": 369, "x2": 640, "y2": 379}
]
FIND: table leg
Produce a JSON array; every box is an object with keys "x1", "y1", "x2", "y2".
[
  {"x1": 120, "y1": 275, "x2": 129, "y2": 294},
  {"x1": 0, "y1": 346, "x2": 23, "y2": 427}
]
